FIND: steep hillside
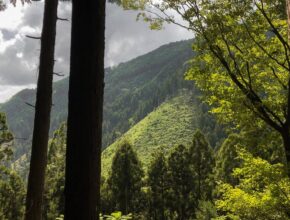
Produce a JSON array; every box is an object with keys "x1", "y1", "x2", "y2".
[
  {"x1": 0, "y1": 40, "x2": 195, "y2": 158},
  {"x1": 102, "y1": 92, "x2": 224, "y2": 177}
]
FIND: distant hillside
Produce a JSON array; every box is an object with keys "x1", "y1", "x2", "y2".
[
  {"x1": 102, "y1": 93, "x2": 195, "y2": 176},
  {"x1": 102, "y1": 92, "x2": 225, "y2": 177},
  {"x1": 0, "y1": 40, "x2": 195, "y2": 158}
]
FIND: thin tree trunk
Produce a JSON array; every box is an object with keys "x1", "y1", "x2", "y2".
[
  {"x1": 281, "y1": 127, "x2": 290, "y2": 169},
  {"x1": 64, "y1": 0, "x2": 106, "y2": 218},
  {"x1": 25, "y1": 0, "x2": 58, "y2": 219},
  {"x1": 286, "y1": 0, "x2": 290, "y2": 171},
  {"x1": 287, "y1": 0, "x2": 290, "y2": 42}
]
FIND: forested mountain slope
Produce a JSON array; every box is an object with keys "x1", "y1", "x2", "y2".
[
  {"x1": 0, "y1": 40, "x2": 195, "y2": 158},
  {"x1": 102, "y1": 93, "x2": 195, "y2": 176},
  {"x1": 102, "y1": 92, "x2": 225, "y2": 176}
]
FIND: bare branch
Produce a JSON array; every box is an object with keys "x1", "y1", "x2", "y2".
[
  {"x1": 25, "y1": 102, "x2": 35, "y2": 108},
  {"x1": 57, "y1": 17, "x2": 69, "y2": 22},
  {"x1": 26, "y1": 35, "x2": 41, "y2": 40},
  {"x1": 53, "y1": 72, "x2": 65, "y2": 77}
]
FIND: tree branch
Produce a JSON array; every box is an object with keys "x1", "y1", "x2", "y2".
[
  {"x1": 57, "y1": 17, "x2": 69, "y2": 22},
  {"x1": 26, "y1": 35, "x2": 41, "y2": 40}
]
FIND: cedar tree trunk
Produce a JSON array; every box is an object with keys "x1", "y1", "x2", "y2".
[
  {"x1": 25, "y1": 0, "x2": 58, "y2": 219},
  {"x1": 64, "y1": 0, "x2": 106, "y2": 218}
]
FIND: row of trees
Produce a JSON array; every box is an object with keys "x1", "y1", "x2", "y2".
[
  {"x1": 44, "y1": 128, "x2": 216, "y2": 219},
  {"x1": 2, "y1": 115, "x2": 290, "y2": 219},
  {"x1": 38, "y1": 123, "x2": 290, "y2": 219}
]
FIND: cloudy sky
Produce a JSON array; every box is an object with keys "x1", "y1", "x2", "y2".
[{"x1": 0, "y1": 1, "x2": 192, "y2": 103}]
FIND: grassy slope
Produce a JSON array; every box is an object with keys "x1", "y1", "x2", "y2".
[{"x1": 102, "y1": 92, "x2": 197, "y2": 177}]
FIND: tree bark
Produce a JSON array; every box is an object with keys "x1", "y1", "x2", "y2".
[
  {"x1": 285, "y1": 0, "x2": 290, "y2": 171},
  {"x1": 64, "y1": 0, "x2": 106, "y2": 218},
  {"x1": 286, "y1": 0, "x2": 290, "y2": 42},
  {"x1": 25, "y1": 0, "x2": 58, "y2": 219},
  {"x1": 281, "y1": 126, "x2": 290, "y2": 168}
]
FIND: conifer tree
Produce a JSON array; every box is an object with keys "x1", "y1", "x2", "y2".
[
  {"x1": 0, "y1": 168, "x2": 26, "y2": 220},
  {"x1": 0, "y1": 113, "x2": 25, "y2": 220},
  {"x1": 25, "y1": 0, "x2": 59, "y2": 218},
  {"x1": 44, "y1": 123, "x2": 66, "y2": 219},
  {"x1": 107, "y1": 141, "x2": 144, "y2": 215},
  {"x1": 64, "y1": 0, "x2": 106, "y2": 217},
  {"x1": 167, "y1": 144, "x2": 196, "y2": 219},
  {"x1": 0, "y1": 113, "x2": 13, "y2": 150},
  {"x1": 147, "y1": 151, "x2": 169, "y2": 220},
  {"x1": 188, "y1": 130, "x2": 214, "y2": 200}
]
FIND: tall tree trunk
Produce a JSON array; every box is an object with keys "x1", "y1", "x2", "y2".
[
  {"x1": 64, "y1": 0, "x2": 106, "y2": 218},
  {"x1": 24, "y1": 0, "x2": 58, "y2": 219},
  {"x1": 286, "y1": 0, "x2": 290, "y2": 170},
  {"x1": 281, "y1": 126, "x2": 290, "y2": 168},
  {"x1": 287, "y1": 0, "x2": 290, "y2": 42}
]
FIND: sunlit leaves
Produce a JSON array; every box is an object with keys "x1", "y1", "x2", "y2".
[{"x1": 215, "y1": 149, "x2": 290, "y2": 220}]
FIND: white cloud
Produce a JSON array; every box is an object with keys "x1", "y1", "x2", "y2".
[
  {"x1": 0, "y1": 31, "x2": 16, "y2": 53},
  {"x1": 0, "y1": 3, "x2": 26, "y2": 31}
]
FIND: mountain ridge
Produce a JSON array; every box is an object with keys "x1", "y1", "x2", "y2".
[{"x1": 0, "y1": 39, "x2": 196, "y2": 159}]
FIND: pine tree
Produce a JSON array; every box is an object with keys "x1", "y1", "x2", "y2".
[
  {"x1": 167, "y1": 144, "x2": 196, "y2": 219},
  {"x1": 107, "y1": 141, "x2": 144, "y2": 215},
  {"x1": 188, "y1": 130, "x2": 214, "y2": 200},
  {"x1": 147, "y1": 151, "x2": 169, "y2": 220}
]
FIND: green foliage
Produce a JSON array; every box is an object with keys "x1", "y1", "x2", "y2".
[
  {"x1": 215, "y1": 129, "x2": 286, "y2": 186},
  {"x1": 122, "y1": 0, "x2": 290, "y2": 138},
  {"x1": 181, "y1": 0, "x2": 290, "y2": 152},
  {"x1": 189, "y1": 130, "x2": 214, "y2": 200},
  {"x1": 0, "y1": 113, "x2": 13, "y2": 162},
  {"x1": 166, "y1": 144, "x2": 197, "y2": 219},
  {"x1": 55, "y1": 215, "x2": 64, "y2": 220},
  {"x1": 43, "y1": 123, "x2": 66, "y2": 219},
  {"x1": 107, "y1": 141, "x2": 145, "y2": 215},
  {"x1": 215, "y1": 134, "x2": 241, "y2": 186},
  {"x1": 215, "y1": 149, "x2": 290, "y2": 220},
  {"x1": 102, "y1": 93, "x2": 224, "y2": 176},
  {"x1": 0, "y1": 166, "x2": 25, "y2": 220},
  {"x1": 121, "y1": 0, "x2": 290, "y2": 166},
  {"x1": 146, "y1": 136, "x2": 215, "y2": 220},
  {"x1": 147, "y1": 150, "x2": 169, "y2": 219},
  {"x1": 0, "y1": 113, "x2": 25, "y2": 220},
  {"x1": 102, "y1": 93, "x2": 196, "y2": 175},
  {"x1": 100, "y1": 211, "x2": 133, "y2": 220},
  {"x1": 195, "y1": 200, "x2": 217, "y2": 220}
]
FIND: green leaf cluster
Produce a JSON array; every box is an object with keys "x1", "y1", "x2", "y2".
[
  {"x1": 0, "y1": 113, "x2": 25, "y2": 220},
  {"x1": 215, "y1": 149, "x2": 290, "y2": 220}
]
